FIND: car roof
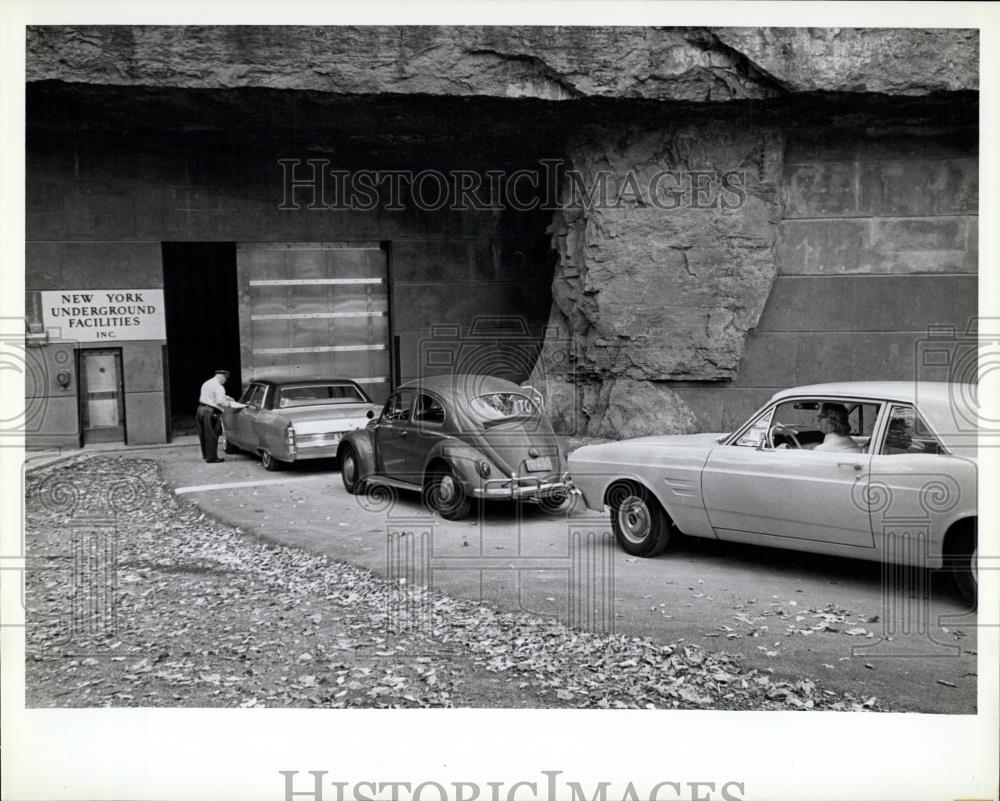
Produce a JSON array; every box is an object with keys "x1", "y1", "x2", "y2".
[
  {"x1": 249, "y1": 377, "x2": 364, "y2": 387},
  {"x1": 770, "y1": 381, "x2": 965, "y2": 405},
  {"x1": 396, "y1": 373, "x2": 525, "y2": 398}
]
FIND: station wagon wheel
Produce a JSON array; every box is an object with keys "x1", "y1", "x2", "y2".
[
  {"x1": 424, "y1": 464, "x2": 471, "y2": 521},
  {"x1": 340, "y1": 445, "x2": 365, "y2": 495},
  {"x1": 260, "y1": 449, "x2": 282, "y2": 472},
  {"x1": 608, "y1": 482, "x2": 672, "y2": 557}
]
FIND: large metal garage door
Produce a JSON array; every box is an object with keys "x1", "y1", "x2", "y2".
[{"x1": 236, "y1": 242, "x2": 390, "y2": 403}]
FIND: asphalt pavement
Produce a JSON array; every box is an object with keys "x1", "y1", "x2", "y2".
[{"x1": 125, "y1": 441, "x2": 982, "y2": 714}]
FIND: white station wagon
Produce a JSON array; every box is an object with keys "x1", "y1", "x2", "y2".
[{"x1": 569, "y1": 382, "x2": 979, "y2": 602}]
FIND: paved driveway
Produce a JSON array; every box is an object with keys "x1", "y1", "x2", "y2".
[{"x1": 154, "y1": 446, "x2": 978, "y2": 713}]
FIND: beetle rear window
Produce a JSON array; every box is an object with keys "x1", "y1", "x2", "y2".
[
  {"x1": 277, "y1": 384, "x2": 368, "y2": 408},
  {"x1": 470, "y1": 392, "x2": 539, "y2": 423}
]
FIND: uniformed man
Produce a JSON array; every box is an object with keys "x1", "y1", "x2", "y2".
[{"x1": 196, "y1": 369, "x2": 235, "y2": 463}]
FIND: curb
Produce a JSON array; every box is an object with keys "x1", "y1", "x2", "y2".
[{"x1": 25, "y1": 440, "x2": 197, "y2": 474}]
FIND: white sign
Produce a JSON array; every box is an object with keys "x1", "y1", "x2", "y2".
[{"x1": 41, "y1": 289, "x2": 167, "y2": 342}]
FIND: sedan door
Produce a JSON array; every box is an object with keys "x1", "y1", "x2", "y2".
[
  {"x1": 225, "y1": 383, "x2": 266, "y2": 450},
  {"x1": 701, "y1": 398, "x2": 880, "y2": 549}
]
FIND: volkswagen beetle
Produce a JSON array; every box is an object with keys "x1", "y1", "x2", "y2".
[{"x1": 337, "y1": 374, "x2": 573, "y2": 520}]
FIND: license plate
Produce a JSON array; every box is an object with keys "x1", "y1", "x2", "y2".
[{"x1": 525, "y1": 457, "x2": 552, "y2": 472}]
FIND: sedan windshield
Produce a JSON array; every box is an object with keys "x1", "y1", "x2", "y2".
[
  {"x1": 277, "y1": 384, "x2": 368, "y2": 408},
  {"x1": 469, "y1": 392, "x2": 540, "y2": 424}
]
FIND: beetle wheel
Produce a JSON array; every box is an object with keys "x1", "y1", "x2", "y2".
[
  {"x1": 424, "y1": 465, "x2": 471, "y2": 521},
  {"x1": 608, "y1": 482, "x2": 672, "y2": 557},
  {"x1": 340, "y1": 445, "x2": 365, "y2": 494},
  {"x1": 537, "y1": 489, "x2": 575, "y2": 515}
]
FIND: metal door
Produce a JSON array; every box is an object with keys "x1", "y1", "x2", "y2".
[
  {"x1": 237, "y1": 242, "x2": 390, "y2": 403},
  {"x1": 79, "y1": 348, "x2": 125, "y2": 444}
]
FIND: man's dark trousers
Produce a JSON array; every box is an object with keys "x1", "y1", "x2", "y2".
[{"x1": 196, "y1": 404, "x2": 222, "y2": 461}]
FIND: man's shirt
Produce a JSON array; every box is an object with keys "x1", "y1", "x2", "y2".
[{"x1": 199, "y1": 378, "x2": 230, "y2": 410}]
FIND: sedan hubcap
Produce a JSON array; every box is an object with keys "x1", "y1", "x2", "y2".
[
  {"x1": 618, "y1": 497, "x2": 650, "y2": 544},
  {"x1": 344, "y1": 454, "x2": 355, "y2": 483}
]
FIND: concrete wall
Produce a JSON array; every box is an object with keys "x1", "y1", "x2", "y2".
[
  {"x1": 675, "y1": 126, "x2": 978, "y2": 431},
  {"x1": 24, "y1": 241, "x2": 166, "y2": 448},
  {"x1": 25, "y1": 136, "x2": 555, "y2": 446}
]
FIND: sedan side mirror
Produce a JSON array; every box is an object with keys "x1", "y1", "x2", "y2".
[{"x1": 366, "y1": 409, "x2": 375, "y2": 419}]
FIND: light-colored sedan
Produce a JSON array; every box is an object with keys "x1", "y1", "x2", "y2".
[
  {"x1": 569, "y1": 382, "x2": 979, "y2": 602},
  {"x1": 222, "y1": 378, "x2": 381, "y2": 470}
]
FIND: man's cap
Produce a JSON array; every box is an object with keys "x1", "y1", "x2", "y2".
[{"x1": 214, "y1": 369, "x2": 231, "y2": 377}]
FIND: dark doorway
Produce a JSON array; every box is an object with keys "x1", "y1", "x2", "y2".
[{"x1": 162, "y1": 243, "x2": 241, "y2": 436}]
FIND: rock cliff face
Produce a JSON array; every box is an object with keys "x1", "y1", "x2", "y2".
[
  {"x1": 26, "y1": 26, "x2": 978, "y2": 438},
  {"x1": 712, "y1": 28, "x2": 978, "y2": 95},
  {"x1": 531, "y1": 120, "x2": 784, "y2": 437},
  {"x1": 27, "y1": 26, "x2": 977, "y2": 100}
]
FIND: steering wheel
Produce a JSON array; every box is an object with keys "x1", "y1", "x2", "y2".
[{"x1": 769, "y1": 424, "x2": 801, "y2": 449}]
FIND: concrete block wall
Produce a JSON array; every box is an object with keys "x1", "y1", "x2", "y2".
[
  {"x1": 392, "y1": 238, "x2": 554, "y2": 383},
  {"x1": 675, "y1": 126, "x2": 978, "y2": 432}
]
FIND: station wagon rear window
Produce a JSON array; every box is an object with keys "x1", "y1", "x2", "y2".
[
  {"x1": 470, "y1": 392, "x2": 539, "y2": 424},
  {"x1": 277, "y1": 384, "x2": 367, "y2": 408}
]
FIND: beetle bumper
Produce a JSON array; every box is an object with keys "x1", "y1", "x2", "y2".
[{"x1": 471, "y1": 474, "x2": 575, "y2": 500}]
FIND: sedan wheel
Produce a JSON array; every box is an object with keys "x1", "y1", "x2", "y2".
[
  {"x1": 955, "y1": 536, "x2": 978, "y2": 607},
  {"x1": 260, "y1": 449, "x2": 281, "y2": 472},
  {"x1": 340, "y1": 445, "x2": 365, "y2": 494},
  {"x1": 425, "y1": 465, "x2": 471, "y2": 521},
  {"x1": 608, "y1": 483, "x2": 672, "y2": 557},
  {"x1": 223, "y1": 438, "x2": 238, "y2": 455}
]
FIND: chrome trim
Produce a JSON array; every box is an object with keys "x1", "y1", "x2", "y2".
[{"x1": 472, "y1": 477, "x2": 574, "y2": 499}]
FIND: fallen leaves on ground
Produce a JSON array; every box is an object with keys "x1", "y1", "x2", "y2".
[{"x1": 26, "y1": 457, "x2": 883, "y2": 711}]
